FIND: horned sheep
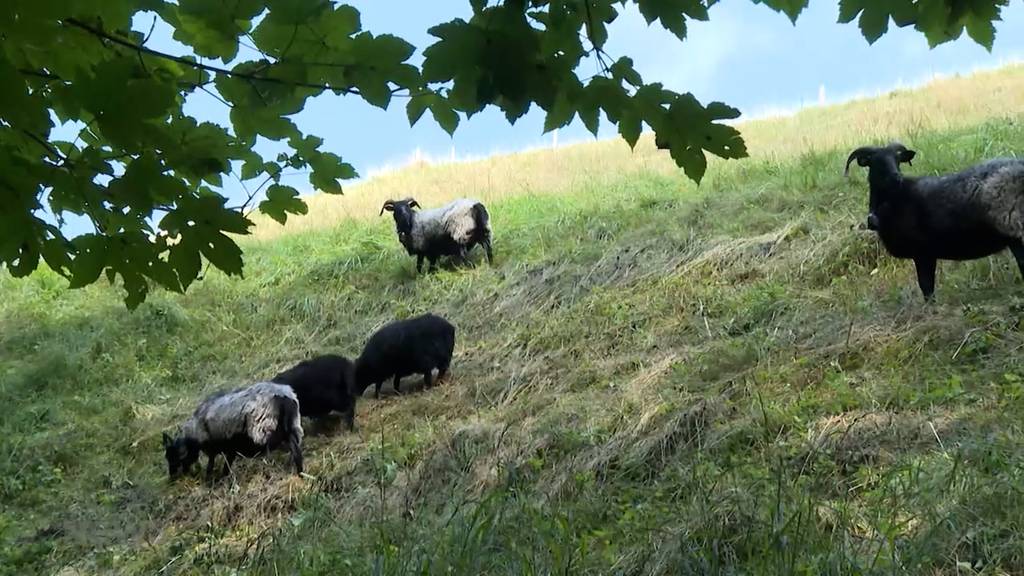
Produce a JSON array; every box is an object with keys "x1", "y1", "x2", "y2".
[
  {"x1": 380, "y1": 197, "x2": 493, "y2": 273},
  {"x1": 846, "y1": 142, "x2": 1024, "y2": 300}
]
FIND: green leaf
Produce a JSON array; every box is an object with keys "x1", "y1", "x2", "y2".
[
  {"x1": 40, "y1": 236, "x2": 73, "y2": 278},
  {"x1": 407, "y1": 94, "x2": 431, "y2": 126},
  {"x1": 618, "y1": 105, "x2": 643, "y2": 149},
  {"x1": 309, "y1": 151, "x2": 357, "y2": 194},
  {"x1": 858, "y1": 3, "x2": 890, "y2": 43},
  {"x1": 259, "y1": 184, "x2": 308, "y2": 224},
  {"x1": 751, "y1": 0, "x2": 808, "y2": 23},
  {"x1": 164, "y1": 0, "x2": 263, "y2": 61},
  {"x1": 651, "y1": 92, "x2": 746, "y2": 183},
  {"x1": 837, "y1": 0, "x2": 866, "y2": 23},
  {"x1": 544, "y1": 88, "x2": 578, "y2": 133},
  {"x1": 169, "y1": 237, "x2": 202, "y2": 291},
  {"x1": 637, "y1": 0, "x2": 694, "y2": 40},
  {"x1": 69, "y1": 234, "x2": 108, "y2": 289},
  {"x1": 610, "y1": 57, "x2": 643, "y2": 88},
  {"x1": 197, "y1": 229, "x2": 244, "y2": 277},
  {"x1": 965, "y1": 16, "x2": 996, "y2": 50},
  {"x1": 430, "y1": 98, "x2": 461, "y2": 136}
]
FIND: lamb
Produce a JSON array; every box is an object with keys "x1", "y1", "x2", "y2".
[
  {"x1": 845, "y1": 142, "x2": 1024, "y2": 300},
  {"x1": 380, "y1": 197, "x2": 493, "y2": 273},
  {"x1": 162, "y1": 382, "x2": 303, "y2": 482},
  {"x1": 355, "y1": 313, "x2": 456, "y2": 399},
  {"x1": 271, "y1": 354, "x2": 358, "y2": 431}
]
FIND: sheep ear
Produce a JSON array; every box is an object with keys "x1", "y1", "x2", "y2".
[
  {"x1": 162, "y1": 432, "x2": 173, "y2": 448},
  {"x1": 408, "y1": 199, "x2": 420, "y2": 210},
  {"x1": 899, "y1": 150, "x2": 916, "y2": 166},
  {"x1": 379, "y1": 201, "x2": 395, "y2": 216}
]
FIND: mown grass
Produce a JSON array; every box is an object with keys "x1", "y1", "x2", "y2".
[{"x1": 3, "y1": 66, "x2": 1024, "y2": 575}]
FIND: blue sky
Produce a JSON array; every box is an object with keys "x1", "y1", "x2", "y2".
[{"x1": 96, "y1": 2, "x2": 1024, "y2": 219}]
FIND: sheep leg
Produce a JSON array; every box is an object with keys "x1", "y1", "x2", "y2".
[
  {"x1": 913, "y1": 257, "x2": 937, "y2": 301},
  {"x1": 1009, "y1": 239, "x2": 1024, "y2": 280},
  {"x1": 288, "y1": 431, "x2": 304, "y2": 475},
  {"x1": 343, "y1": 407, "x2": 356, "y2": 431},
  {"x1": 436, "y1": 364, "x2": 449, "y2": 385},
  {"x1": 393, "y1": 374, "x2": 402, "y2": 394},
  {"x1": 428, "y1": 256, "x2": 438, "y2": 273},
  {"x1": 374, "y1": 381, "x2": 382, "y2": 399},
  {"x1": 423, "y1": 371, "x2": 432, "y2": 390},
  {"x1": 205, "y1": 453, "x2": 218, "y2": 483},
  {"x1": 483, "y1": 238, "x2": 493, "y2": 264},
  {"x1": 416, "y1": 255, "x2": 425, "y2": 274}
]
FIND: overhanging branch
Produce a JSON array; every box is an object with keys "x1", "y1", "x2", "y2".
[{"x1": 63, "y1": 17, "x2": 368, "y2": 96}]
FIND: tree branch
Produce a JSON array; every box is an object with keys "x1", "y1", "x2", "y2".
[
  {"x1": 21, "y1": 129, "x2": 74, "y2": 167},
  {"x1": 63, "y1": 17, "x2": 363, "y2": 95}
]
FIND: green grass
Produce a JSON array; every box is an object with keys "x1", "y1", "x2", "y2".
[{"x1": 4, "y1": 68, "x2": 1024, "y2": 575}]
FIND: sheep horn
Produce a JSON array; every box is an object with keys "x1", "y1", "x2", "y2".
[
  {"x1": 844, "y1": 147, "x2": 877, "y2": 177},
  {"x1": 407, "y1": 199, "x2": 420, "y2": 209},
  {"x1": 379, "y1": 200, "x2": 395, "y2": 216}
]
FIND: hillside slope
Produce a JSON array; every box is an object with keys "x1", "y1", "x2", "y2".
[{"x1": 3, "y1": 66, "x2": 1024, "y2": 575}]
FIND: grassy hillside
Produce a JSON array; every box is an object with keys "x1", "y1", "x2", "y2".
[{"x1": 3, "y1": 65, "x2": 1024, "y2": 575}]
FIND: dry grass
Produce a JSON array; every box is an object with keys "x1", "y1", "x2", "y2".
[{"x1": 250, "y1": 64, "x2": 1024, "y2": 240}]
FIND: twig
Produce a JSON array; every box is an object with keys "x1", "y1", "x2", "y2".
[
  {"x1": 928, "y1": 421, "x2": 946, "y2": 453},
  {"x1": 142, "y1": 15, "x2": 158, "y2": 45},
  {"x1": 157, "y1": 554, "x2": 182, "y2": 574},
  {"x1": 21, "y1": 129, "x2": 71, "y2": 166},
  {"x1": 951, "y1": 320, "x2": 998, "y2": 360},
  {"x1": 64, "y1": 17, "x2": 363, "y2": 95}
]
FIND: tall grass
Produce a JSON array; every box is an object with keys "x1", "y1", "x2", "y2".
[{"x1": 3, "y1": 65, "x2": 1024, "y2": 575}]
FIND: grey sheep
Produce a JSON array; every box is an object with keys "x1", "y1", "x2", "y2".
[
  {"x1": 162, "y1": 382, "x2": 303, "y2": 482},
  {"x1": 846, "y1": 142, "x2": 1024, "y2": 300},
  {"x1": 380, "y1": 197, "x2": 493, "y2": 273}
]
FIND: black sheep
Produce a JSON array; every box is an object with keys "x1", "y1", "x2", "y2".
[
  {"x1": 272, "y1": 354, "x2": 359, "y2": 430},
  {"x1": 355, "y1": 313, "x2": 456, "y2": 398},
  {"x1": 846, "y1": 142, "x2": 1024, "y2": 300}
]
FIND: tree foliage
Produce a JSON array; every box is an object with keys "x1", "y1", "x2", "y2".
[{"x1": 0, "y1": 0, "x2": 1010, "y2": 307}]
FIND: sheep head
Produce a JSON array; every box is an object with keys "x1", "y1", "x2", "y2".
[
  {"x1": 846, "y1": 143, "x2": 917, "y2": 232},
  {"x1": 380, "y1": 198, "x2": 421, "y2": 252},
  {"x1": 163, "y1": 432, "x2": 200, "y2": 480},
  {"x1": 844, "y1": 143, "x2": 916, "y2": 177}
]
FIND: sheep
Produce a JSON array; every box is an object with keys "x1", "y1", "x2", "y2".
[
  {"x1": 162, "y1": 381, "x2": 303, "y2": 482},
  {"x1": 355, "y1": 313, "x2": 456, "y2": 399},
  {"x1": 845, "y1": 142, "x2": 1024, "y2": 300},
  {"x1": 271, "y1": 354, "x2": 358, "y2": 431},
  {"x1": 380, "y1": 197, "x2": 493, "y2": 273}
]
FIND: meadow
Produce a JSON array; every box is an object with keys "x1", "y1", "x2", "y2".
[{"x1": 3, "y1": 65, "x2": 1024, "y2": 575}]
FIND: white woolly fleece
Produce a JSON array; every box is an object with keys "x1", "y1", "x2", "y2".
[
  {"x1": 410, "y1": 198, "x2": 488, "y2": 252},
  {"x1": 182, "y1": 382, "x2": 303, "y2": 446}
]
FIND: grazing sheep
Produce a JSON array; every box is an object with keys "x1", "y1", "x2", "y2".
[
  {"x1": 380, "y1": 197, "x2": 493, "y2": 273},
  {"x1": 272, "y1": 354, "x2": 358, "y2": 431},
  {"x1": 846, "y1": 142, "x2": 1024, "y2": 300},
  {"x1": 355, "y1": 313, "x2": 456, "y2": 399},
  {"x1": 162, "y1": 382, "x2": 303, "y2": 482}
]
